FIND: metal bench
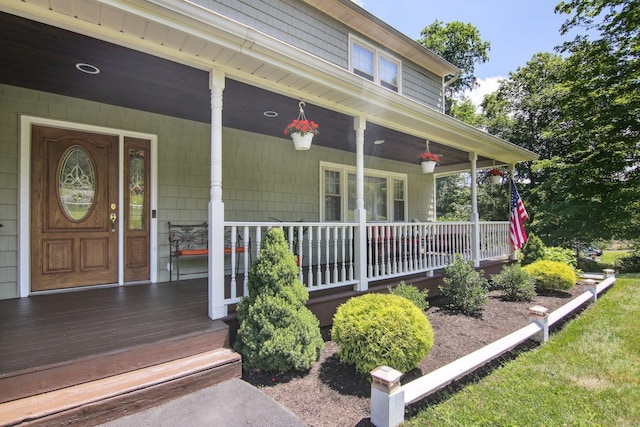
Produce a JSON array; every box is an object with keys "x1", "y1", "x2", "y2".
[{"x1": 168, "y1": 222, "x2": 250, "y2": 283}]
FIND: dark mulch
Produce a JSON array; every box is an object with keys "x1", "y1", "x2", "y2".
[{"x1": 243, "y1": 284, "x2": 588, "y2": 427}]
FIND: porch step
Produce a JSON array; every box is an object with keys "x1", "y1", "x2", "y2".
[
  {"x1": 0, "y1": 348, "x2": 242, "y2": 427},
  {"x1": 1, "y1": 320, "x2": 231, "y2": 404}
]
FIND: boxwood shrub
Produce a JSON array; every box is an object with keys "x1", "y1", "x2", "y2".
[
  {"x1": 440, "y1": 254, "x2": 488, "y2": 315},
  {"x1": 388, "y1": 281, "x2": 429, "y2": 311},
  {"x1": 523, "y1": 260, "x2": 577, "y2": 292},
  {"x1": 491, "y1": 263, "x2": 536, "y2": 301},
  {"x1": 332, "y1": 293, "x2": 434, "y2": 375}
]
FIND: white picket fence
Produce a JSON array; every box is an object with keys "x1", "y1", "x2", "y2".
[{"x1": 370, "y1": 270, "x2": 617, "y2": 427}]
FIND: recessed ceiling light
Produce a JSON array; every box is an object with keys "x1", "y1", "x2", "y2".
[
  {"x1": 263, "y1": 111, "x2": 278, "y2": 118},
  {"x1": 75, "y1": 63, "x2": 100, "y2": 75},
  {"x1": 374, "y1": 139, "x2": 385, "y2": 145}
]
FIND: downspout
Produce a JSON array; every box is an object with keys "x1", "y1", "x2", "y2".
[{"x1": 442, "y1": 70, "x2": 460, "y2": 114}]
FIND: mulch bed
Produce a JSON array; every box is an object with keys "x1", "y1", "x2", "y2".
[{"x1": 242, "y1": 284, "x2": 589, "y2": 427}]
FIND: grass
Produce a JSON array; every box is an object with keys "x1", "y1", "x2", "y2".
[
  {"x1": 600, "y1": 250, "x2": 629, "y2": 266},
  {"x1": 405, "y1": 274, "x2": 640, "y2": 427}
]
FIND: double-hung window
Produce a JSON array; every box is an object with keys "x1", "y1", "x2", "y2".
[
  {"x1": 321, "y1": 162, "x2": 407, "y2": 222},
  {"x1": 349, "y1": 36, "x2": 401, "y2": 93}
]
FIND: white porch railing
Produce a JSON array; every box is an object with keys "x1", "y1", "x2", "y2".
[
  {"x1": 222, "y1": 221, "x2": 511, "y2": 305},
  {"x1": 366, "y1": 222, "x2": 474, "y2": 280}
]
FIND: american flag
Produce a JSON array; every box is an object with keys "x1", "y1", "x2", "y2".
[{"x1": 510, "y1": 180, "x2": 529, "y2": 250}]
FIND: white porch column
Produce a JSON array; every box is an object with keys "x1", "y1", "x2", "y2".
[
  {"x1": 425, "y1": 173, "x2": 437, "y2": 222},
  {"x1": 208, "y1": 69, "x2": 226, "y2": 320},
  {"x1": 469, "y1": 152, "x2": 480, "y2": 267},
  {"x1": 353, "y1": 116, "x2": 368, "y2": 292}
]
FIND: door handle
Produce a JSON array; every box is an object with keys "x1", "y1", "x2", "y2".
[{"x1": 110, "y1": 213, "x2": 117, "y2": 232}]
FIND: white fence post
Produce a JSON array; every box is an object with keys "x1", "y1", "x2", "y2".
[
  {"x1": 583, "y1": 279, "x2": 598, "y2": 302},
  {"x1": 370, "y1": 366, "x2": 404, "y2": 427},
  {"x1": 528, "y1": 305, "x2": 549, "y2": 343}
]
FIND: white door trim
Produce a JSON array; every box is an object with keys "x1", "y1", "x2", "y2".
[{"x1": 19, "y1": 116, "x2": 158, "y2": 297}]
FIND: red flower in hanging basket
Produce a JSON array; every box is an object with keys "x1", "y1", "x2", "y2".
[
  {"x1": 418, "y1": 151, "x2": 441, "y2": 164},
  {"x1": 485, "y1": 168, "x2": 506, "y2": 177},
  {"x1": 283, "y1": 119, "x2": 319, "y2": 136}
]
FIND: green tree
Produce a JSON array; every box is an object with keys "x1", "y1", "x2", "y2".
[
  {"x1": 417, "y1": 20, "x2": 490, "y2": 114},
  {"x1": 481, "y1": 0, "x2": 640, "y2": 246}
]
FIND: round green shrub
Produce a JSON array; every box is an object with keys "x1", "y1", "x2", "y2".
[
  {"x1": 522, "y1": 260, "x2": 577, "y2": 291},
  {"x1": 440, "y1": 254, "x2": 488, "y2": 315},
  {"x1": 235, "y1": 228, "x2": 323, "y2": 373},
  {"x1": 614, "y1": 248, "x2": 640, "y2": 273},
  {"x1": 331, "y1": 293, "x2": 434, "y2": 375},
  {"x1": 491, "y1": 263, "x2": 536, "y2": 301},
  {"x1": 388, "y1": 281, "x2": 429, "y2": 311}
]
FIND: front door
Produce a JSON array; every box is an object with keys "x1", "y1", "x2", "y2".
[{"x1": 31, "y1": 125, "x2": 119, "y2": 291}]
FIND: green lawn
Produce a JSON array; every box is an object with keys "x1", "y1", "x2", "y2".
[
  {"x1": 406, "y1": 274, "x2": 640, "y2": 426},
  {"x1": 600, "y1": 250, "x2": 629, "y2": 266}
]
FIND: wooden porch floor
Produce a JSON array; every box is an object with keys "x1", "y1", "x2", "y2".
[
  {"x1": 0, "y1": 280, "x2": 219, "y2": 376},
  {"x1": 0, "y1": 279, "x2": 242, "y2": 417}
]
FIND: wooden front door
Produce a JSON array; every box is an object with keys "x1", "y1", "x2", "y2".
[{"x1": 31, "y1": 125, "x2": 119, "y2": 291}]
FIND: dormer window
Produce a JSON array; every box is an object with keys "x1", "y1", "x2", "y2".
[{"x1": 349, "y1": 35, "x2": 401, "y2": 92}]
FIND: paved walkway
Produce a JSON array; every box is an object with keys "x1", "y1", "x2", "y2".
[{"x1": 100, "y1": 379, "x2": 306, "y2": 427}]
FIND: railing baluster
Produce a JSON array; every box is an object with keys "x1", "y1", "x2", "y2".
[
  {"x1": 333, "y1": 226, "x2": 339, "y2": 283},
  {"x1": 348, "y1": 226, "x2": 354, "y2": 281},
  {"x1": 316, "y1": 226, "x2": 322, "y2": 287},
  {"x1": 229, "y1": 226, "x2": 237, "y2": 300},
  {"x1": 307, "y1": 226, "x2": 313, "y2": 288},
  {"x1": 242, "y1": 226, "x2": 249, "y2": 296}
]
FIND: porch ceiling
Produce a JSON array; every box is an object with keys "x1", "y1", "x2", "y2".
[{"x1": 0, "y1": 1, "x2": 536, "y2": 170}]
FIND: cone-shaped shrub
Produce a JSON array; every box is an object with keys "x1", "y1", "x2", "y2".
[
  {"x1": 332, "y1": 293, "x2": 434, "y2": 375},
  {"x1": 235, "y1": 228, "x2": 323, "y2": 372}
]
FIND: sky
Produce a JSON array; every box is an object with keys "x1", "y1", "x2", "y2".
[{"x1": 353, "y1": 0, "x2": 585, "y2": 105}]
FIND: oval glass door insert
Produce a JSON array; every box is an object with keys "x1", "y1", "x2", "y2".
[{"x1": 59, "y1": 146, "x2": 96, "y2": 221}]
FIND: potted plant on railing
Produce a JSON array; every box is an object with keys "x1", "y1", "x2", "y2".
[
  {"x1": 283, "y1": 101, "x2": 319, "y2": 150},
  {"x1": 485, "y1": 168, "x2": 506, "y2": 185},
  {"x1": 418, "y1": 151, "x2": 441, "y2": 173}
]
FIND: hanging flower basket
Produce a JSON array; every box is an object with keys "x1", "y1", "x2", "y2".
[
  {"x1": 421, "y1": 161, "x2": 437, "y2": 173},
  {"x1": 417, "y1": 150, "x2": 441, "y2": 174},
  {"x1": 485, "y1": 168, "x2": 506, "y2": 184},
  {"x1": 290, "y1": 132, "x2": 314, "y2": 150},
  {"x1": 283, "y1": 101, "x2": 319, "y2": 151}
]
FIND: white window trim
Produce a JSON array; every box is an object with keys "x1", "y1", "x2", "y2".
[
  {"x1": 320, "y1": 161, "x2": 407, "y2": 222},
  {"x1": 348, "y1": 34, "x2": 402, "y2": 93}
]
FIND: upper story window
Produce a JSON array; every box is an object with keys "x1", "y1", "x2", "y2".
[
  {"x1": 321, "y1": 162, "x2": 407, "y2": 222},
  {"x1": 349, "y1": 36, "x2": 401, "y2": 93}
]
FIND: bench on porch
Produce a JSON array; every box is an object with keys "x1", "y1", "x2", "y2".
[{"x1": 168, "y1": 222, "x2": 251, "y2": 283}]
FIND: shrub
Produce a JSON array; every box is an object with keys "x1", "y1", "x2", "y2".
[
  {"x1": 521, "y1": 233, "x2": 545, "y2": 266},
  {"x1": 440, "y1": 254, "x2": 488, "y2": 315},
  {"x1": 235, "y1": 228, "x2": 323, "y2": 372},
  {"x1": 543, "y1": 246, "x2": 578, "y2": 269},
  {"x1": 388, "y1": 281, "x2": 429, "y2": 311},
  {"x1": 332, "y1": 293, "x2": 434, "y2": 374},
  {"x1": 577, "y1": 256, "x2": 606, "y2": 273},
  {"x1": 522, "y1": 260, "x2": 577, "y2": 292},
  {"x1": 491, "y1": 263, "x2": 536, "y2": 302},
  {"x1": 614, "y1": 248, "x2": 640, "y2": 273}
]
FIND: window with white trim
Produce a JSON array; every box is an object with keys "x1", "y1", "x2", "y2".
[
  {"x1": 321, "y1": 162, "x2": 407, "y2": 222},
  {"x1": 349, "y1": 36, "x2": 401, "y2": 92}
]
